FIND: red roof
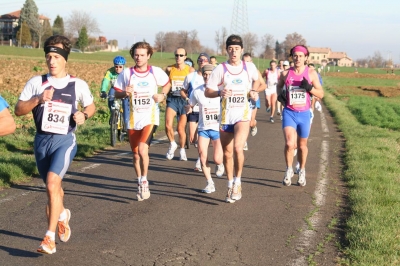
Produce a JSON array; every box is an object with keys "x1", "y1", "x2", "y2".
[{"x1": 1, "y1": 10, "x2": 50, "y2": 20}]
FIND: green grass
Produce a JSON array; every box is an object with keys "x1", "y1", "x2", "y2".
[{"x1": 323, "y1": 79, "x2": 400, "y2": 265}]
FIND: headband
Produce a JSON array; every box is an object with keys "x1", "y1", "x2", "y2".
[
  {"x1": 226, "y1": 40, "x2": 243, "y2": 48},
  {"x1": 44, "y1": 46, "x2": 69, "y2": 61},
  {"x1": 292, "y1": 46, "x2": 308, "y2": 56}
]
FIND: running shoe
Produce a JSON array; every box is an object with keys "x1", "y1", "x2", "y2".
[
  {"x1": 58, "y1": 209, "x2": 71, "y2": 242},
  {"x1": 282, "y1": 168, "x2": 294, "y2": 186},
  {"x1": 277, "y1": 111, "x2": 281, "y2": 116},
  {"x1": 215, "y1": 164, "x2": 224, "y2": 178},
  {"x1": 202, "y1": 183, "x2": 216, "y2": 193},
  {"x1": 166, "y1": 142, "x2": 178, "y2": 160},
  {"x1": 231, "y1": 183, "x2": 242, "y2": 200},
  {"x1": 295, "y1": 161, "x2": 300, "y2": 174},
  {"x1": 270, "y1": 117, "x2": 274, "y2": 123},
  {"x1": 225, "y1": 187, "x2": 236, "y2": 203},
  {"x1": 37, "y1": 236, "x2": 56, "y2": 254},
  {"x1": 194, "y1": 141, "x2": 198, "y2": 148},
  {"x1": 298, "y1": 169, "x2": 306, "y2": 187},
  {"x1": 194, "y1": 157, "x2": 202, "y2": 172},
  {"x1": 140, "y1": 180, "x2": 151, "y2": 200},
  {"x1": 250, "y1": 125, "x2": 258, "y2": 136},
  {"x1": 266, "y1": 107, "x2": 271, "y2": 113},
  {"x1": 280, "y1": 115, "x2": 283, "y2": 120},
  {"x1": 243, "y1": 142, "x2": 248, "y2": 151},
  {"x1": 179, "y1": 149, "x2": 187, "y2": 161},
  {"x1": 293, "y1": 148, "x2": 297, "y2": 157}
]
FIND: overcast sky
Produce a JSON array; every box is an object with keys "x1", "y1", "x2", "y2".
[{"x1": 2, "y1": 0, "x2": 399, "y2": 63}]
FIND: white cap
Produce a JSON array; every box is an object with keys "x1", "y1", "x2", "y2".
[{"x1": 283, "y1": 60, "x2": 289, "y2": 66}]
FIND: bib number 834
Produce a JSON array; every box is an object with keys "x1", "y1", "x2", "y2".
[{"x1": 47, "y1": 113, "x2": 66, "y2": 123}]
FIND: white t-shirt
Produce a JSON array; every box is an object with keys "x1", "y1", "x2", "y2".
[
  {"x1": 114, "y1": 66, "x2": 169, "y2": 130},
  {"x1": 206, "y1": 61, "x2": 258, "y2": 124},
  {"x1": 189, "y1": 85, "x2": 220, "y2": 132},
  {"x1": 183, "y1": 71, "x2": 204, "y2": 112}
]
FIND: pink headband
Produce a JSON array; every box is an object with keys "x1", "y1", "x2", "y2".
[{"x1": 292, "y1": 46, "x2": 308, "y2": 56}]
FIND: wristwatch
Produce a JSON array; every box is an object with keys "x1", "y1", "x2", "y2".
[{"x1": 83, "y1": 112, "x2": 89, "y2": 120}]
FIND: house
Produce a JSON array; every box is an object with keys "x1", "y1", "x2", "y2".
[
  {"x1": 0, "y1": 10, "x2": 50, "y2": 44},
  {"x1": 308, "y1": 47, "x2": 353, "y2": 67}
]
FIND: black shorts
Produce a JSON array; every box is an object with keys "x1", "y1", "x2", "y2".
[{"x1": 187, "y1": 112, "x2": 199, "y2": 122}]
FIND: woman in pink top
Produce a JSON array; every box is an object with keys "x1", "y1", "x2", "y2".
[{"x1": 276, "y1": 45, "x2": 324, "y2": 187}]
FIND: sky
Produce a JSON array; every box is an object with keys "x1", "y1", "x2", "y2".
[{"x1": 2, "y1": 0, "x2": 400, "y2": 63}]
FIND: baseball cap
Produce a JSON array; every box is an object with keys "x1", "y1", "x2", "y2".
[
  {"x1": 283, "y1": 60, "x2": 289, "y2": 66},
  {"x1": 197, "y1": 52, "x2": 210, "y2": 62},
  {"x1": 201, "y1": 64, "x2": 214, "y2": 73}
]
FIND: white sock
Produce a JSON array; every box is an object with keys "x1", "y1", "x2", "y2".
[
  {"x1": 171, "y1": 141, "x2": 176, "y2": 146},
  {"x1": 137, "y1": 177, "x2": 141, "y2": 184},
  {"x1": 141, "y1": 176, "x2": 147, "y2": 182},
  {"x1": 180, "y1": 148, "x2": 185, "y2": 151},
  {"x1": 45, "y1": 230, "x2": 55, "y2": 241},
  {"x1": 228, "y1": 180, "x2": 234, "y2": 188},
  {"x1": 234, "y1": 177, "x2": 241, "y2": 185},
  {"x1": 287, "y1": 167, "x2": 293, "y2": 172},
  {"x1": 58, "y1": 209, "x2": 67, "y2": 221},
  {"x1": 207, "y1": 178, "x2": 214, "y2": 184}
]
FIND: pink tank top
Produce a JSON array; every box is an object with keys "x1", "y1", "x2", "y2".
[{"x1": 284, "y1": 66, "x2": 311, "y2": 112}]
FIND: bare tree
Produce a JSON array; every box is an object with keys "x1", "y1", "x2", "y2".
[
  {"x1": 260, "y1": 33, "x2": 275, "y2": 59},
  {"x1": 242, "y1": 32, "x2": 258, "y2": 56},
  {"x1": 163, "y1": 31, "x2": 179, "y2": 53},
  {"x1": 370, "y1": 51, "x2": 384, "y2": 68},
  {"x1": 189, "y1": 30, "x2": 201, "y2": 54},
  {"x1": 154, "y1": 31, "x2": 166, "y2": 52},
  {"x1": 220, "y1": 27, "x2": 228, "y2": 56},
  {"x1": 282, "y1": 32, "x2": 307, "y2": 57},
  {"x1": 214, "y1": 29, "x2": 221, "y2": 55},
  {"x1": 65, "y1": 10, "x2": 101, "y2": 37}
]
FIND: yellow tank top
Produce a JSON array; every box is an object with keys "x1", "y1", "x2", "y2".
[{"x1": 169, "y1": 65, "x2": 190, "y2": 96}]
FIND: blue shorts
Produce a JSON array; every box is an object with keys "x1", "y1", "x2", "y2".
[
  {"x1": 167, "y1": 96, "x2": 186, "y2": 116},
  {"x1": 34, "y1": 132, "x2": 77, "y2": 183},
  {"x1": 187, "y1": 112, "x2": 199, "y2": 122},
  {"x1": 249, "y1": 98, "x2": 261, "y2": 109},
  {"x1": 282, "y1": 108, "x2": 312, "y2": 138},
  {"x1": 220, "y1": 124, "x2": 235, "y2": 133},
  {"x1": 199, "y1": 129, "x2": 220, "y2": 140}
]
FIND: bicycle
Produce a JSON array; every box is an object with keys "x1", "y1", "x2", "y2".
[{"x1": 110, "y1": 98, "x2": 126, "y2": 147}]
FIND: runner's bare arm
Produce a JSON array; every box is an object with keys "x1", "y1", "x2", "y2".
[
  {"x1": 153, "y1": 82, "x2": 171, "y2": 103},
  {"x1": 257, "y1": 70, "x2": 267, "y2": 91},
  {"x1": 309, "y1": 70, "x2": 324, "y2": 99},
  {"x1": 0, "y1": 107, "x2": 16, "y2": 136},
  {"x1": 14, "y1": 88, "x2": 54, "y2": 116},
  {"x1": 276, "y1": 70, "x2": 288, "y2": 95},
  {"x1": 73, "y1": 102, "x2": 96, "y2": 125}
]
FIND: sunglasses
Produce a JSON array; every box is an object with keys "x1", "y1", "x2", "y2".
[
  {"x1": 198, "y1": 59, "x2": 209, "y2": 63},
  {"x1": 175, "y1": 54, "x2": 185, "y2": 57},
  {"x1": 115, "y1": 65, "x2": 123, "y2": 69}
]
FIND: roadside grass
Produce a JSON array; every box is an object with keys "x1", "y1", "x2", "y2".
[{"x1": 323, "y1": 76, "x2": 400, "y2": 265}]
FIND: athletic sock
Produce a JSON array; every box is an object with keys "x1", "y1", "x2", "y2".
[
  {"x1": 228, "y1": 180, "x2": 234, "y2": 188},
  {"x1": 58, "y1": 209, "x2": 67, "y2": 221},
  {"x1": 171, "y1": 141, "x2": 177, "y2": 146},
  {"x1": 45, "y1": 230, "x2": 56, "y2": 241},
  {"x1": 207, "y1": 178, "x2": 214, "y2": 184},
  {"x1": 180, "y1": 148, "x2": 185, "y2": 151},
  {"x1": 141, "y1": 176, "x2": 147, "y2": 182},
  {"x1": 234, "y1": 177, "x2": 241, "y2": 185}
]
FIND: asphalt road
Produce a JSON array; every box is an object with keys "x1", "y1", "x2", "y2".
[{"x1": 0, "y1": 100, "x2": 345, "y2": 266}]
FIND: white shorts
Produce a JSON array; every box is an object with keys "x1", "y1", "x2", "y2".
[{"x1": 265, "y1": 87, "x2": 277, "y2": 96}]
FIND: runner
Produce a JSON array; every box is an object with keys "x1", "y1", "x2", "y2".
[
  {"x1": 114, "y1": 41, "x2": 170, "y2": 201},
  {"x1": 210, "y1": 56, "x2": 219, "y2": 67},
  {"x1": 262, "y1": 59, "x2": 280, "y2": 123},
  {"x1": 14, "y1": 35, "x2": 96, "y2": 254},
  {"x1": 242, "y1": 53, "x2": 266, "y2": 151},
  {"x1": 277, "y1": 45, "x2": 324, "y2": 187},
  {"x1": 165, "y1": 47, "x2": 195, "y2": 160},
  {"x1": 185, "y1": 64, "x2": 225, "y2": 192},
  {"x1": 205, "y1": 34, "x2": 261, "y2": 203},
  {"x1": 181, "y1": 52, "x2": 211, "y2": 171},
  {"x1": 100, "y1": 56, "x2": 130, "y2": 127},
  {"x1": 0, "y1": 95, "x2": 16, "y2": 136}
]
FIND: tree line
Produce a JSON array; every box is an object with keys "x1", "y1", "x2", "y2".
[{"x1": 15, "y1": 0, "x2": 117, "y2": 51}]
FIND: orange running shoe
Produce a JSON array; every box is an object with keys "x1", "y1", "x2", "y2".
[
  {"x1": 37, "y1": 236, "x2": 56, "y2": 254},
  {"x1": 58, "y1": 209, "x2": 71, "y2": 242}
]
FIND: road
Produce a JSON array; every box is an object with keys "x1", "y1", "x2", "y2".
[{"x1": 0, "y1": 101, "x2": 345, "y2": 266}]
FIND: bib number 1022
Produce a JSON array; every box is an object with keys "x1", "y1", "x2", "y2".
[{"x1": 228, "y1": 96, "x2": 244, "y2": 103}]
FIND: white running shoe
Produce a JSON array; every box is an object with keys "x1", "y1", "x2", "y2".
[
  {"x1": 270, "y1": 117, "x2": 274, "y2": 123},
  {"x1": 282, "y1": 168, "x2": 294, "y2": 186},
  {"x1": 202, "y1": 183, "x2": 216, "y2": 193},
  {"x1": 179, "y1": 148, "x2": 187, "y2": 161},
  {"x1": 250, "y1": 125, "x2": 258, "y2": 136},
  {"x1": 295, "y1": 162, "x2": 300, "y2": 174},
  {"x1": 225, "y1": 187, "x2": 236, "y2": 203},
  {"x1": 140, "y1": 180, "x2": 150, "y2": 199},
  {"x1": 215, "y1": 164, "x2": 224, "y2": 178},
  {"x1": 194, "y1": 157, "x2": 202, "y2": 172},
  {"x1": 166, "y1": 142, "x2": 178, "y2": 160},
  {"x1": 231, "y1": 183, "x2": 242, "y2": 200},
  {"x1": 315, "y1": 101, "x2": 322, "y2": 112},
  {"x1": 277, "y1": 111, "x2": 281, "y2": 116},
  {"x1": 243, "y1": 142, "x2": 248, "y2": 151},
  {"x1": 293, "y1": 148, "x2": 297, "y2": 157},
  {"x1": 280, "y1": 115, "x2": 283, "y2": 120},
  {"x1": 298, "y1": 169, "x2": 306, "y2": 186}
]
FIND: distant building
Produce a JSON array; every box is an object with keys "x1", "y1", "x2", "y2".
[
  {"x1": 0, "y1": 10, "x2": 50, "y2": 44},
  {"x1": 308, "y1": 47, "x2": 353, "y2": 67}
]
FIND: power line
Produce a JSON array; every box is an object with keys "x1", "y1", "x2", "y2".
[{"x1": 230, "y1": 0, "x2": 249, "y2": 36}]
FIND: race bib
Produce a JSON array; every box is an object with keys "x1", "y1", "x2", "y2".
[
  {"x1": 227, "y1": 90, "x2": 246, "y2": 109},
  {"x1": 133, "y1": 91, "x2": 152, "y2": 113},
  {"x1": 41, "y1": 101, "x2": 72, "y2": 135},
  {"x1": 193, "y1": 104, "x2": 199, "y2": 113},
  {"x1": 202, "y1": 105, "x2": 219, "y2": 126},
  {"x1": 288, "y1": 86, "x2": 307, "y2": 106},
  {"x1": 171, "y1": 80, "x2": 184, "y2": 96}
]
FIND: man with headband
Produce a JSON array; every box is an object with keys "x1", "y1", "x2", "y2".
[
  {"x1": 205, "y1": 34, "x2": 261, "y2": 203},
  {"x1": 15, "y1": 35, "x2": 95, "y2": 254},
  {"x1": 276, "y1": 45, "x2": 324, "y2": 187}
]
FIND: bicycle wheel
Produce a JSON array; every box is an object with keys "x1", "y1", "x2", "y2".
[
  {"x1": 185, "y1": 122, "x2": 190, "y2": 149},
  {"x1": 110, "y1": 109, "x2": 119, "y2": 147},
  {"x1": 118, "y1": 111, "x2": 126, "y2": 142}
]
